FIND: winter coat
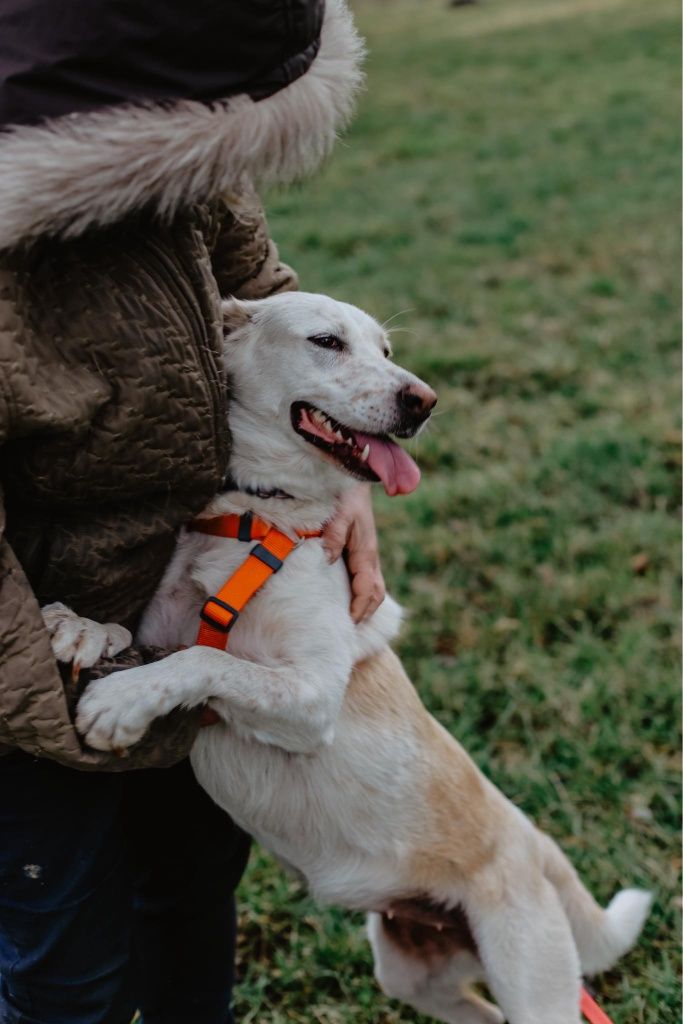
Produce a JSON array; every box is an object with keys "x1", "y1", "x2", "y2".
[{"x1": 0, "y1": 0, "x2": 363, "y2": 769}]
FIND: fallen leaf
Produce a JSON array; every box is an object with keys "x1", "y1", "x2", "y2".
[
  {"x1": 493, "y1": 617, "x2": 520, "y2": 634},
  {"x1": 631, "y1": 552, "x2": 650, "y2": 575}
]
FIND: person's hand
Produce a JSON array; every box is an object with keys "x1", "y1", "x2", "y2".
[{"x1": 322, "y1": 484, "x2": 385, "y2": 623}]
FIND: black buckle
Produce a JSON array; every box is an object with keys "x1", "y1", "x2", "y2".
[
  {"x1": 200, "y1": 597, "x2": 239, "y2": 633},
  {"x1": 238, "y1": 513, "x2": 253, "y2": 542},
  {"x1": 251, "y1": 543, "x2": 283, "y2": 572}
]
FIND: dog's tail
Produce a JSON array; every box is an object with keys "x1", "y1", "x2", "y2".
[{"x1": 538, "y1": 830, "x2": 652, "y2": 975}]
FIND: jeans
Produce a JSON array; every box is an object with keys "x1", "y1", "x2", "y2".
[{"x1": 0, "y1": 752, "x2": 250, "y2": 1024}]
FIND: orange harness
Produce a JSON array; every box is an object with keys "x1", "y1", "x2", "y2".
[{"x1": 188, "y1": 512, "x2": 322, "y2": 651}]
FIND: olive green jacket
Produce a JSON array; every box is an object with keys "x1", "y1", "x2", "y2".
[{"x1": 0, "y1": 191, "x2": 299, "y2": 769}]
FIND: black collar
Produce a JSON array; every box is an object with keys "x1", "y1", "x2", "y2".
[{"x1": 221, "y1": 474, "x2": 296, "y2": 501}]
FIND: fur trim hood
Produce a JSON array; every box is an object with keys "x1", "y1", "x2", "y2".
[{"x1": 0, "y1": 0, "x2": 364, "y2": 251}]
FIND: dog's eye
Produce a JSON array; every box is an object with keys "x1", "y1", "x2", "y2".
[{"x1": 308, "y1": 333, "x2": 345, "y2": 352}]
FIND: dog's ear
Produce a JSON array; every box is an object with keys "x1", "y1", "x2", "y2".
[{"x1": 222, "y1": 298, "x2": 253, "y2": 335}]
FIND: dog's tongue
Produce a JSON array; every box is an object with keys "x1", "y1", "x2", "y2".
[{"x1": 351, "y1": 431, "x2": 421, "y2": 496}]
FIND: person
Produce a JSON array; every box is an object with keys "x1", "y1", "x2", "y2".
[{"x1": 0, "y1": 3, "x2": 381, "y2": 1021}]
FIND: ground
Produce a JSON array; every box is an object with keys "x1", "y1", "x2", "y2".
[{"x1": 232, "y1": 1, "x2": 682, "y2": 1021}]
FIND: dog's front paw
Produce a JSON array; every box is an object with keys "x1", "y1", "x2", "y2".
[
  {"x1": 42, "y1": 602, "x2": 132, "y2": 669},
  {"x1": 76, "y1": 668, "x2": 164, "y2": 751}
]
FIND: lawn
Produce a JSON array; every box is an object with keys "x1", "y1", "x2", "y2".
[{"x1": 233, "y1": 1, "x2": 682, "y2": 1020}]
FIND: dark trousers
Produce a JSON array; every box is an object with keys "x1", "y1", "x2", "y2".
[{"x1": 0, "y1": 752, "x2": 250, "y2": 1024}]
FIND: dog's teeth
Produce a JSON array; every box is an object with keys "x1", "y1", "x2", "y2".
[
  {"x1": 436, "y1": 923, "x2": 443, "y2": 932},
  {"x1": 334, "y1": 430, "x2": 344, "y2": 441},
  {"x1": 360, "y1": 444, "x2": 370, "y2": 462},
  {"x1": 386, "y1": 910, "x2": 394, "y2": 920}
]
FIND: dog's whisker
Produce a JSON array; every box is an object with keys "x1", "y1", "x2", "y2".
[
  {"x1": 385, "y1": 326, "x2": 416, "y2": 338},
  {"x1": 381, "y1": 308, "x2": 415, "y2": 330}
]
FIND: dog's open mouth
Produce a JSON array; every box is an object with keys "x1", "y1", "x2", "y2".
[{"x1": 291, "y1": 401, "x2": 421, "y2": 496}]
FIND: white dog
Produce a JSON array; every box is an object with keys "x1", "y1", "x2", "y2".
[{"x1": 45, "y1": 292, "x2": 650, "y2": 1024}]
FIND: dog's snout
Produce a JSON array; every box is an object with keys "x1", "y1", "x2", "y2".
[
  {"x1": 397, "y1": 382, "x2": 437, "y2": 419},
  {"x1": 393, "y1": 380, "x2": 437, "y2": 437}
]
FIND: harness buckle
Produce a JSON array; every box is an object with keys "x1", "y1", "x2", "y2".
[
  {"x1": 250, "y1": 543, "x2": 284, "y2": 572},
  {"x1": 200, "y1": 597, "x2": 240, "y2": 633},
  {"x1": 237, "y1": 513, "x2": 253, "y2": 542}
]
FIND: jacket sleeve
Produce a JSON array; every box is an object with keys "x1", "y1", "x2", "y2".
[
  {"x1": 210, "y1": 179, "x2": 299, "y2": 299},
  {"x1": 0, "y1": 292, "x2": 201, "y2": 770}
]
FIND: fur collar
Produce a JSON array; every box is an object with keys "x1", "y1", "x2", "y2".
[{"x1": 0, "y1": 0, "x2": 364, "y2": 251}]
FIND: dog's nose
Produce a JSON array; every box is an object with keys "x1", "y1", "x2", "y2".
[{"x1": 397, "y1": 382, "x2": 437, "y2": 420}]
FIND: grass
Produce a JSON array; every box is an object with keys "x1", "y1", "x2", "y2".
[{"x1": 232, "y1": 1, "x2": 682, "y2": 1020}]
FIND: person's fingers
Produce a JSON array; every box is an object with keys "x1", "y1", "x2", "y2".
[
  {"x1": 349, "y1": 563, "x2": 386, "y2": 623},
  {"x1": 322, "y1": 484, "x2": 385, "y2": 619},
  {"x1": 350, "y1": 592, "x2": 370, "y2": 623},
  {"x1": 351, "y1": 589, "x2": 384, "y2": 624},
  {"x1": 321, "y1": 512, "x2": 351, "y2": 563},
  {"x1": 351, "y1": 588, "x2": 384, "y2": 624}
]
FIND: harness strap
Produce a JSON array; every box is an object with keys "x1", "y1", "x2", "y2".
[
  {"x1": 190, "y1": 514, "x2": 322, "y2": 652},
  {"x1": 189, "y1": 512, "x2": 267, "y2": 541},
  {"x1": 189, "y1": 512, "x2": 321, "y2": 542}
]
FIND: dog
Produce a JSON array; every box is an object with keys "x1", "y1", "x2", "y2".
[{"x1": 44, "y1": 292, "x2": 651, "y2": 1024}]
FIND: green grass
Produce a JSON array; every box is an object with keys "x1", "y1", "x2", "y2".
[{"x1": 233, "y1": 1, "x2": 682, "y2": 1020}]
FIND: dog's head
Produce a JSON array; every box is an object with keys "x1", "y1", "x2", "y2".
[{"x1": 222, "y1": 292, "x2": 436, "y2": 499}]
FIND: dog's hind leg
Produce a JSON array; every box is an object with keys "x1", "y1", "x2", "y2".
[
  {"x1": 367, "y1": 912, "x2": 504, "y2": 1024},
  {"x1": 466, "y1": 872, "x2": 582, "y2": 1024}
]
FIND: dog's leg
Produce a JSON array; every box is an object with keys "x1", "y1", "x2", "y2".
[
  {"x1": 467, "y1": 875, "x2": 582, "y2": 1024},
  {"x1": 367, "y1": 913, "x2": 504, "y2": 1024},
  {"x1": 76, "y1": 645, "x2": 348, "y2": 754}
]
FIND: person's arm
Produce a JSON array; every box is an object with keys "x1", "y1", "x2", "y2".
[
  {"x1": 210, "y1": 179, "x2": 299, "y2": 300},
  {"x1": 0, "y1": 490, "x2": 204, "y2": 769},
  {"x1": 0, "y1": 282, "x2": 202, "y2": 770}
]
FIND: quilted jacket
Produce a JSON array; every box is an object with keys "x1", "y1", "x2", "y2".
[{"x1": 0, "y1": 0, "x2": 363, "y2": 769}]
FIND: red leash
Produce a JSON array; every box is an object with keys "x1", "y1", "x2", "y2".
[{"x1": 581, "y1": 987, "x2": 615, "y2": 1024}]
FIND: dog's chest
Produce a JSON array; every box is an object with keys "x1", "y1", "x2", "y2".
[{"x1": 139, "y1": 532, "x2": 343, "y2": 660}]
